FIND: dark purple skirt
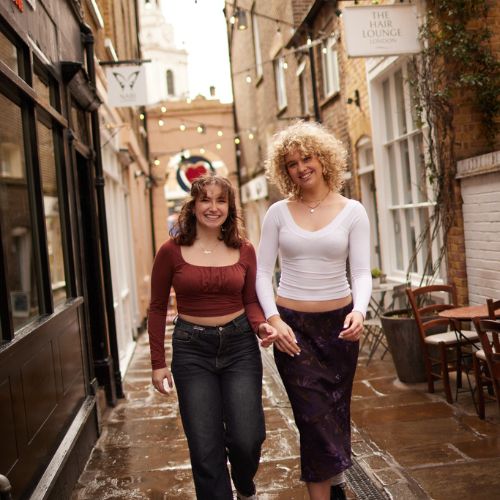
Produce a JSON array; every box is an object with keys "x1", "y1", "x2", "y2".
[{"x1": 274, "y1": 303, "x2": 359, "y2": 482}]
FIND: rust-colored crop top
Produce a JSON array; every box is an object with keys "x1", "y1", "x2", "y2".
[{"x1": 147, "y1": 238, "x2": 266, "y2": 369}]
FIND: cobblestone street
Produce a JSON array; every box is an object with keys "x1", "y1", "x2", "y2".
[{"x1": 72, "y1": 329, "x2": 500, "y2": 499}]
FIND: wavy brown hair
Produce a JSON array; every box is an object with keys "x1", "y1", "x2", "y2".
[
  {"x1": 266, "y1": 121, "x2": 347, "y2": 198},
  {"x1": 171, "y1": 174, "x2": 245, "y2": 248}
]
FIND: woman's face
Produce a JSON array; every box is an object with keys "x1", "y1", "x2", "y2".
[
  {"x1": 284, "y1": 148, "x2": 324, "y2": 191},
  {"x1": 193, "y1": 184, "x2": 229, "y2": 231}
]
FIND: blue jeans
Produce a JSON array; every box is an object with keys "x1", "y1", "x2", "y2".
[{"x1": 171, "y1": 314, "x2": 265, "y2": 500}]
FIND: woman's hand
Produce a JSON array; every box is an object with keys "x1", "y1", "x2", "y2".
[
  {"x1": 267, "y1": 315, "x2": 301, "y2": 356},
  {"x1": 152, "y1": 367, "x2": 174, "y2": 395},
  {"x1": 339, "y1": 310, "x2": 364, "y2": 341},
  {"x1": 257, "y1": 322, "x2": 278, "y2": 348}
]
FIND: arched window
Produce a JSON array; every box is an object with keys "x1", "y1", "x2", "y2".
[{"x1": 166, "y1": 70, "x2": 175, "y2": 96}]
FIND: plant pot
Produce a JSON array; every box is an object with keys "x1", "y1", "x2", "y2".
[
  {"x1": 372, "y1": 277, "x2": 380, "y2": 288},
  {"x1": 380, "y1": 309, "x2": 427, "y2": 383}
]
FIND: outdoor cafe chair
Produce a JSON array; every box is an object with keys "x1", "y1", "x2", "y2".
[
  {"x1": 472, "y1": 299, "x2": 500, "y2": 419},
  {"x1": 406, "y1": 284, "x2": 478, "y2": 404}
]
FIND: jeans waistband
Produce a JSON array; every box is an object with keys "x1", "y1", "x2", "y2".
[{"x1": 174, "y1": 313, "x2": 249, "y2": 333}]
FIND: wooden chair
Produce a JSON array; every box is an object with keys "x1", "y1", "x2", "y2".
[
  {"x1": 362, "y1": 284, "x2": 408, "y2": 365},
  {"x1": 406, "y1": 284, "x2": 478, "y2": 403},
  {"x1": 473, "y1": 299, "x2": 500, "y2": 418}
]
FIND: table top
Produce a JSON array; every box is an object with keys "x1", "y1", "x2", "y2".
[{"x1": 438, "y1": 304, "x2": 495, "y2": 321}]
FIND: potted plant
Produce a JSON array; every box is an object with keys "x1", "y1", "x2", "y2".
[{"x1": 371, "y1": 267, "x2": 383, "y2": 287}]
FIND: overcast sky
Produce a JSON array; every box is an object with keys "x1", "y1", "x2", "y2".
[{"x1": 162, "y1": 0, "x2": 233, "y2": 103}]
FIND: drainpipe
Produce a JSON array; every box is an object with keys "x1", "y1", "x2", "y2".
[
  {"x1": 81, "y1": 23, "x2": 124, "y2": 401},
  {"x1": 133, "y1": 0, "x2": 156, "y2": 255}
]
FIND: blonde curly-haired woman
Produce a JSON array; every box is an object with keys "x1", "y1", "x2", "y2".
[{"x1": 256, "y1": 121, "x2": 372, "y2": 500}]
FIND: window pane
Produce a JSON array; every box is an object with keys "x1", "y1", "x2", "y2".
[
  {"x1": 37, "y1": 120, "x2": 67, "y2": 305},
  {"x1": 413, "y1": 134, "x2": 427, "y2": 202},
  {"x1": 33, "y1": 73, "x2": 51, "y2": 106},
  {"x1": 405, "y1": 210, "x2": 417, "y2": 273},
  {"x1": 0, "y1": 31, "x2": 18, "y2": 74},
  {"x1": 394, "y1": 69, "x2": 407, "y2": 135},
  {"x1": 0, "y1": 93, "x2": 40, "y2": 329},
  {"x1": 392, "y1": 210, "x2": 403, "y2": 270},
  {"x1": 383, "y1": 79, "x2": 393, "y2": 141},
  {"x1": 418, "y1": 207, "x2": 433, "y2": 275},
  {"x1": 252, "y1": 12, "x2": 263, "y2": 78},
  {"x1": 400, "y1": 140, "x2": 412, "y2": 203},
  {"x1": 387, "y1": 145, "x2": 399, "y2": 205}
]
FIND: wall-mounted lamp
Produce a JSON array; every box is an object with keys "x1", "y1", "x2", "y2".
[
  {"x1": 347, "y1": 89, "x2": 361, "y2": 108},
  {"x1": 237, "y1": 9, "x2": 248, "y2": 30},
  {"x1": 335, "y1": 9, "x2": 342, "y2": 17},
  {"x1": 197, "y1": 124, "x2": 206, "y2": 134}
]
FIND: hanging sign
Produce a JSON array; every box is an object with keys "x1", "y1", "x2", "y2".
[
  {"x1": 343, "y1": 5, "x2": 421, "y2": 58},
  {"x1": 106, "y1": 64, "x2": 148, "y2": 107}
]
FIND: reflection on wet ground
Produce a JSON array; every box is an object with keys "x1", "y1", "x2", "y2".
[{"x1": 72, "y1": 328, "x2": 500, "y2": 499}]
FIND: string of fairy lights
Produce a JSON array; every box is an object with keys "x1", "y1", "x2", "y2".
[{"x1": 144, "y1": 1, "x2": 347, "y2": 167}]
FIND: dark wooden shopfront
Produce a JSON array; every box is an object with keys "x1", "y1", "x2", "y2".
[{"x1": 0, "y1": 1, "x2": 119, "y2": 498}]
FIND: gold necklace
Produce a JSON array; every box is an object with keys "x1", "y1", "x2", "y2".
[
  {"x1": 300, "y1": 190, "x2": 330, "y2": 214},
  {"x1": 200, "y1": 239, "x2": 221, "y2": 254}
]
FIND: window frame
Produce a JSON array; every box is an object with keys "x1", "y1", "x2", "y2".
[
  {"x1": 371, "y1": 60, "x2": 441, "y2": 284},
  {"x1": 273, "y1": 54, "x2": 287, "y2": 112},
  {"x1": 321, "y1": 36, "x2": 340, "y2": 99}
]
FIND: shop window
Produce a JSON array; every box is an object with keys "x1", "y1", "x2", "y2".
[
  {"x1": 321, "y1": 36, "x2": 340, "y2": 99},
  {"x1": 37, "y1": 118, "x2": 67, "y2": 305},
  {"x1": 379, "y1": 64, "x2": 437, "y2": 280},
  {"x1": 0, "y1": 30, "x2": 18, "y2": 74},
  {"x1": 273, "y1": 56, "x2": 287, "y2": 111},
  {"x1": 0, "y1": 93, "x2": 40, "y2": 329}
]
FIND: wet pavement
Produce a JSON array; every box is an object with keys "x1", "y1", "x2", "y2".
[{"x1": 72, "y1": 328, "x2": 500, "y2": 499}]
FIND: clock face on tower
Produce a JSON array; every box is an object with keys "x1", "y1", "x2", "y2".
[{"x1": 176, "y1": 155, "x2": 215, "y2": 192}]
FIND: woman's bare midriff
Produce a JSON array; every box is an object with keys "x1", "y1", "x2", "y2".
[
  {"x1": 178, "y1": 308, "x2": 246, "y2": 327},
  {"x1": 276, "y1": 295, "x2": 352, "y2": 313}
]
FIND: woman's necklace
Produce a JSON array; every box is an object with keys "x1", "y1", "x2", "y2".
[
  {"x1": 300, "y1": 190, "x2": 330, "y2": 214},
  {"x1": 199, "y1": 239, "x2": 221, "y2": 254}
]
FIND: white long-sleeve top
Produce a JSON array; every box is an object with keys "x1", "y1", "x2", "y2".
[{"x1": 256, "y1": 198, "x2": 372, "y2": 319}]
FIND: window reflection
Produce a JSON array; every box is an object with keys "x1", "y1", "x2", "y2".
[
  {"x1": 0, "y1": 31, "x2": 18, "y2": 74},
  {"x1": 0, "y1": 93, "x2": 39, "y2": 329},
  {"x1": 37, "y1": 120, "x2": 67, "y2": 305}
]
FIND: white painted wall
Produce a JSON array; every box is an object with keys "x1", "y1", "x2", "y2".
[{"x1": 459, "y1": 152, "x2": 500, "y2": 304}]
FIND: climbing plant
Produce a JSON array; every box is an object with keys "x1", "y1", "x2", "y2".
[{"x1": 407, "y1": 0, "x2": 499, "y2": 284}]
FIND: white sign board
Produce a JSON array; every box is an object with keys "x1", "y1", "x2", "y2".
[
  {"x1": 106, "y1": 64, "x2": 148, "y2": 107},
  {"x1": 343, "y1": 5, "x2": 421, "y2": 58}
]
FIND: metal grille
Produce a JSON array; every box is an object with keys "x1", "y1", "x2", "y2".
[{"x1": 346, "y1": 459, "x2": 389, "y2": 499}]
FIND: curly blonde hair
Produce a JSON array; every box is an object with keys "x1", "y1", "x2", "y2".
[{"x1": 266, "y1": 121, "x2": 347, "y2": 198}]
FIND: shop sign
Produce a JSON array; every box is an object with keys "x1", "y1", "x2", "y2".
[
  {"x1": 343, "y1": 4, "x2": 420, "y2": 57},
  {"x1": 241, "y1": 175, "x2": 268, "y2": 204},
  {"x1": 106, "y1": 64, "x2": 148, "y2": 107}
]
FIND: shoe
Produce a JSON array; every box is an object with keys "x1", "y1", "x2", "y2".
[
  {"x1": 236, "y1": 492, "x2": 257, "y2": 500},
  {"x1": 330, "y1": 483, "x2": 347, "y2": 500}
]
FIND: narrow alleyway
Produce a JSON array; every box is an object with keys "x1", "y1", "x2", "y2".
[{"x1": 72, "y1": 328, "x2": 500, "y2": 499}]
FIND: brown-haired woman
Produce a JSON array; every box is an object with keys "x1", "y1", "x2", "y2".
[{"x1": 148, "y1": 174, "x2": 277, "y2": 500}]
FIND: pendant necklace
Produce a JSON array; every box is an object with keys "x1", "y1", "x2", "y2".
[
  {"x1": 300, "y1": 190, "x2": 330, "y2": 214},
  {"x1": 200, "y1": 239, "x2": 221, "y2": 254}
]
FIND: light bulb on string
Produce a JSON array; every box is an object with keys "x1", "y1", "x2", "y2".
[
  {"x1": 245, "y1": 74, "x2": 252, "y2": 84},
  {"x1": 216, "y1": 143, "x2": 222, "y2": 150},
  {"x1": 234, "y1": 137, "x2": 240, "y2": 145},
  {"x1": 200, "y1": 148, "x2": 205, "y2": 154},
  {"x1": 179, "y1": 124, "x2": 186, "y2": 131},
  {"x1": 158, "y1": 119, "x2": 164, "y2": 126},
  {"x1": 217, "y1": 130, "x2": 223, "y2": 137},
  {"x1": 161, "y1": 106, "x2": 167, "y2": 113},
  {"x1": 248, "y1": 132, "x2": 254, "y2": 140},
  {"x1": 153, "y1": 159, "x2": 160, "y2": 166}
]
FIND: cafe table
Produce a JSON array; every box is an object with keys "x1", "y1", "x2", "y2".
[{"x1": 438, "y1": 304, "x2": 496, "y2": 406}]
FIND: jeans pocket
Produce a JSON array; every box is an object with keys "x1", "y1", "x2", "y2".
[{"x1": 173, "y1": 327, "x2": 193, "y2": 343}]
